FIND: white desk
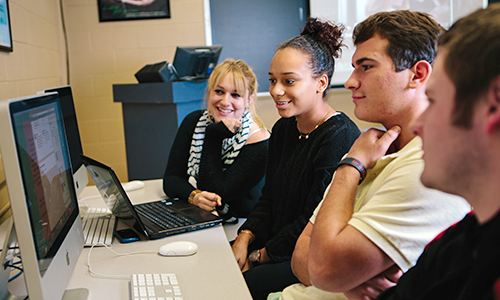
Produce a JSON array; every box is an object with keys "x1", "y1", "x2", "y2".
[{"x1": 5, "y1": 180, "x2": 252, "y2": 300}]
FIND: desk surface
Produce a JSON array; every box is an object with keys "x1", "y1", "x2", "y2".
[{"x1": 5, "y1": 180, "x2": 252, "y2": 300}]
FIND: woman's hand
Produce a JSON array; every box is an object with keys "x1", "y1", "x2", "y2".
[
  {"x1": 221, "y1": 118, "x2": 242, "y2": 134},
  {"x1": 232, "y1": 232, "x2": 252, "y2": 269},
  {"x1": 192, "y1": 191, "x2": 221, "y2": 211},
  {"x1": 240, "y1": 247, "x2": 270, "y2": 272},
  {"x1": 259, "y1": 247, "x2": 270, "y2": 264},
  {"x1": 241, "y1": 259, "x2": 252, "y2": 272}
]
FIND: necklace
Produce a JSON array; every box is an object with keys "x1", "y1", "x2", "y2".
[{"x1": 297, "y1": 110, "x2": 330, "y2": 140}]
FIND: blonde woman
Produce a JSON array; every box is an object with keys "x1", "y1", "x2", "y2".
[{"x1": 163, "y1": 59, "x2": 270, "y2": 223}]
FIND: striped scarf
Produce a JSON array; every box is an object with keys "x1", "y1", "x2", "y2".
[{"x1": 187, "y1": 109, "x2": 253, "y2": 187}]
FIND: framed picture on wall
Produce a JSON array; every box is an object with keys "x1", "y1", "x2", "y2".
[
  {"x1": 0, "y1": 0, "x2": 13, "y2": 52},
  {"x1": 98, "y1": 0, "x2": 170, "y2": 22}
]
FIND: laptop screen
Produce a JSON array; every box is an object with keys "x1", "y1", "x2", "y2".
[{"x1": 81, "y1": 156, "x2": 149, "y2": 231}]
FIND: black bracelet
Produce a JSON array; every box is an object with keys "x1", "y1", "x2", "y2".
[{"x1": 337, "y1": 157, "x2": 367, "y2": 184}]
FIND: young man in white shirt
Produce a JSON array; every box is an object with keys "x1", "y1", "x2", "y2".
[{"x1": 377, "y1": 4, "x2": 500, "y2": 299}]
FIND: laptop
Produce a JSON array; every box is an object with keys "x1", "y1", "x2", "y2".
[{"x1": 80, "y1": 155, "x2": 222, "y2": 240}]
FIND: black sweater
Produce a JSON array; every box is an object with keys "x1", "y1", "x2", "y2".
[
  {"x1": 378, "y1": 210, "x2": 500, "y2": 300},
  {"x1": 163, "y1": 110, "x2": 269, "y2": 217},
  {"x1": 239, "y1": 113, "x2": 360, "y2": 262}
]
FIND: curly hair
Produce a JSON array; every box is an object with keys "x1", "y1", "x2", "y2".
[{"x1": 277, "y1": 18, "x2": 345, "y2": 97}]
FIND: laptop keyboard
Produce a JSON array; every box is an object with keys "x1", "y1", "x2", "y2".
[
  {"x1": 134, "y1": 202, "x2": 196, "y2": 230},
  {"x1": 130, "y1": 273, "x2": 183, "y2": 300},
  {"x1": 81, "y1": 207, "x2": 115, "y2": 246}
]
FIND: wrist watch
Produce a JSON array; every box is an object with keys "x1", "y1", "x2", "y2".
[{"x1": 248, "y1": 249, "x2": 261, "y2": 265}]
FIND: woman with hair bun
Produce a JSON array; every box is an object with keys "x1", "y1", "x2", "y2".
[{"x1": 232, "y1": 18, "x2": 360, "y2": 299}]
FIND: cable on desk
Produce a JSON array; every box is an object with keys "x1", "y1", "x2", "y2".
[
  {"x1": 5, "y1": 264, "x2": 22, "y2": 272},
  {"x1": 0, "y1": 246, "x2": 20, "y2": 253},
  {"x1": 79, "y1": 202, "x2": 91, "y2": 210},
  {"x1": 78, "y1": 195, "x2": 102, "y2": 203},
  {"x1": 6, "y1": 264, "x2": 23, "y2": 282},
  {"x1": 4, "y1": 255, "x2": 23, "y2": 282},
  {"x1": 86, "y1": 244, "x2": 157, "y2": 279}
]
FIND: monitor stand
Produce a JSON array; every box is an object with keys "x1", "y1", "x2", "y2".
[{"x1": 0, "y1": 219, "x2": 89, "y2": 300}]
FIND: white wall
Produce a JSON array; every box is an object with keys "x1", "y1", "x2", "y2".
[{"x1": 309, "y1": 0, "x2": 488, "y2": 86}]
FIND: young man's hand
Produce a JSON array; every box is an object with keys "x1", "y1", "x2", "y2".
[
  {"x1": 346, "y1": 126, "x2": 401, "y2": 170},
  {"x1": 344, "y1": 265, "x2": 402, "y2": 300}
]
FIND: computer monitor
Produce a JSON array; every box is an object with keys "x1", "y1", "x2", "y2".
[
  {"x1": 0, "y1": 93, "x2": 87, "y2": 300},
  {"x1": 172, "y1": 45, "x2": 222, "y2": 80},
  {"x1": 37, "y1": 86, "x2": 88, "y2": 196}
]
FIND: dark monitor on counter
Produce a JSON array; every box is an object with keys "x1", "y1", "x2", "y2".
[
  {"x1": 173, "y1": 45, "x2": 222, "y2": 80},
  {"x1": 37, "y1": 86, "x2": 88, "y2": 196}
]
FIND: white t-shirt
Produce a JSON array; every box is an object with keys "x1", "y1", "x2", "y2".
[{"x1": 280, "y1": 137, "x2": 471, "y2": 300}]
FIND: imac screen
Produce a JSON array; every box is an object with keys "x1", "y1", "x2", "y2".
[
  {"x1": 41, "y1": 86, "x2": 88, "y2": 196},
  {"x1": 10, "y1": 94, "x2": 79, "y2": 275},
  {"x1": 173, "y1": 45, "x2": 222, "y2": 80}
]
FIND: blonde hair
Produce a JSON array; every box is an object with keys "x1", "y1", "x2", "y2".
[{"x1": 205, "y1": 59, "x2": 265, "y2": 129}]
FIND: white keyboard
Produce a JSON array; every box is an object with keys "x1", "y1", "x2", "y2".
[
  {"x1": 81, "y1": 207, "x2": 116, "y2": 246},
  {"x1": 130, "y1": 273, "x2": 183, "y2": 300}
]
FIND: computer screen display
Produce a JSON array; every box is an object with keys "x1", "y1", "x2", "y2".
[
  {"x1": 0, "y1": 93, "x2": 86, "y2": 299},
  {"x1": 39, "y1": 86, "x2": 88, "y2": 196},
  {"x1": 10, "y1": 96, "x2": 78, "y2": 267},
  {"x1": 173, "y1": 45, "x2": 222, "y2": 80}
]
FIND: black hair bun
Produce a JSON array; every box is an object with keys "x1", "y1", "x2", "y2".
[{"x1": 301, "y1": 18, "x2": 345, "y2": 58}]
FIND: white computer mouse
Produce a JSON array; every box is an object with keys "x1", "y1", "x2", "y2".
[
  {"x1": 122, "y1": 180, "x2": 145, "y2": 192},
  {"x1": 158, "y1": 241, "x2": 198, "y2": 256}
]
